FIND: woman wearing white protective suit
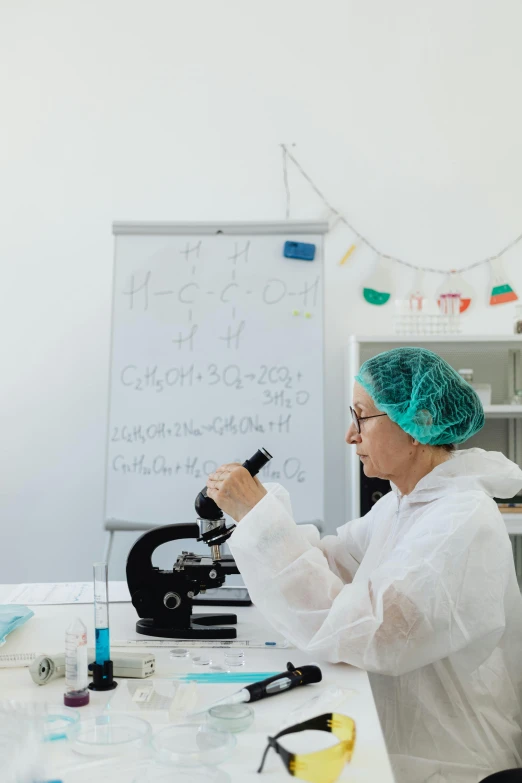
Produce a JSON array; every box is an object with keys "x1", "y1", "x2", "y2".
[{"x1": 206, "y1": 347, "x2": 522, "y2": 783}]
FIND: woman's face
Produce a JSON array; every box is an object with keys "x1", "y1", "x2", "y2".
[{"x1": 346, "y1": 383, "x2": 415, "y2": 481}]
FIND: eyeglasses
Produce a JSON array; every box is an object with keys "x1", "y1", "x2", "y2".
[
  {"x1": 257, "y1": 712, "x2": 356, "y2": 783},
  {"x1": 350, "y1": 405, "x2": 387, "y2": 434}
]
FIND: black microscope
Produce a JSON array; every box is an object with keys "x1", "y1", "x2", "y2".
[{"x1": 126, "y1": 448, "x2": 272, "y2": 639}]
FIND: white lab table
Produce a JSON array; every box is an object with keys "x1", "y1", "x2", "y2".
[{"x1": 0, "y1": 584, "x2": 395, "y2": 783}]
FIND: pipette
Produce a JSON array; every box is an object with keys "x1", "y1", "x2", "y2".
[{"x1": 190, "y1": 662, "x2": 322, "y2": 714}]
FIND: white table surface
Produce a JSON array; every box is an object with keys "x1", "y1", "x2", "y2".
[{"x1": 0, "y1": 584, "x2": 395, "y2": 783}]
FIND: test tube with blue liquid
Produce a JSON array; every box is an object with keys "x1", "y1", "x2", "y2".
[{"x1": 88, "y1": 561, "x2": 117, "y2": 691}]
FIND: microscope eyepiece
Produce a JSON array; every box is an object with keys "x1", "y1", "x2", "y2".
[{"x1": 194, "y1": 447, "x2": 273, "y2": 522}]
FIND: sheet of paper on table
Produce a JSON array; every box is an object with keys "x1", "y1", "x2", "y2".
[{"x1": 4, "y1": 581, "x2": 131, "y2": 605}]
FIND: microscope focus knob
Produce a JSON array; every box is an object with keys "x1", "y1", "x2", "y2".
[{"x1": 163, "y1": 592, "x2": 181, "y2": 610}]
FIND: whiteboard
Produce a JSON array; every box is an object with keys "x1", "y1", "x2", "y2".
[{"x1": 105, "y1": 222, "x2": 327, "y2": 528}]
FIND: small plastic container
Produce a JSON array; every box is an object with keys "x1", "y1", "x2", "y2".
[
  {"x1": 207, "y1": 704, "x2": 254, "y2": 734},
  {"x1": 192, "y1": 654, "x2": 212, "y2": 667},
  {"x1": 64, "y1": 617, "x2": 90, "y2": 707},
  {"x1": 151, "y1": 723, "x2": 235, "y2": 767},
  {"x1": 223, "y1": 650, "x2": 244, "y2": 668},
  {"x1": 170, "y1": 648, "x2": 190, "y2": 659},
  {"x1": 105, "y1": 678, "x2": 181, "y2": 725},
  {"x1": 72, "y1": 714, "x2": 152, "y2": 757}
]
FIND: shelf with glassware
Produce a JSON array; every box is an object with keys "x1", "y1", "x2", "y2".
[{"x1": 346, "y1": 335, "x2": 522, "y2": 536}]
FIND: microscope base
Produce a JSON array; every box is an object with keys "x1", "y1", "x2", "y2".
[{"x1": 136, "y1": 614, "x2": 238, "y2": 639}]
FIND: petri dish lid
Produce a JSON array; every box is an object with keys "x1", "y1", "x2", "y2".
[
  {"x1": 151, "y1": 723, "x2": 235, "y2": 767},
  {"x1": 44, "y1": 704, "x2": 81, "y2": 741},
  {"x1": 72, "y1": 714, "x2": 152, "y2": 757},
  {"x1": 207, "y1": 703, "x2": 254, "y2": 733}
]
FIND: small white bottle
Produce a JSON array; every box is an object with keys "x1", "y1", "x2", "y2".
[{"x1": 64, "y1": 617, "x2": 90, "y2": 707}]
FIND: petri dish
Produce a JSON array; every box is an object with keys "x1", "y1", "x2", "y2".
[
  {"x1": 170, "y1": 648, "x2": 190, "y2": 659},
  {"x1": 72, "y1": 714, "x2": 152, "y2": 757},
  {"x1": 223, "y1": 650, "x2": 244, "y2": 667},
  {"x1": 151, "y1": 723, "x2": 235, "y2": 767},
  {"x1": 43, "y1": 704, "x2": 81, "y2": 741},
  {"x1": 207, "y1": 703, "x2": 254, "y2": 733},
  {"x1": 192, "y1": 654, "x2": 212, "y2": 666}
]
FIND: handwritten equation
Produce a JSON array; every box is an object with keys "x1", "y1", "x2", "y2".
[
  {"x1": 111, "y1": 454, "x2": 307, "y2": 483},
  {"x1": 118, "y1": 363, "x2": 311, "y2": 408},
  {"x1": 111, "y1": 413, "x2": 292, "y2": 444}
]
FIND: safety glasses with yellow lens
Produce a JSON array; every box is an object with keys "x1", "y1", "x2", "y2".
[{"x1": 257, "y1": 712, "x2": 356, "y2": 783}]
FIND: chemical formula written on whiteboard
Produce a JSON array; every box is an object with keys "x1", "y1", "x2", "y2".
[
  {"x1": 111, "y1": 454, "x2": 307, "y2": 483},
  {"x1": 111, "y1": 414, "x2": 292, "y2": 444},
  {"x1": 119, "y1": 363, "x2": 306, "y2": 392},
  {"x1": 123, "y1": 271, "x2": 319, "y2": 310},
  {"x1": 120, "y1": 239, "x2": 320, "y2": 352}
]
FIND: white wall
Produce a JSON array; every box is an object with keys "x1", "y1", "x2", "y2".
[{"x1": 3, "y1": 0, "x2": 522, "y2": 582}]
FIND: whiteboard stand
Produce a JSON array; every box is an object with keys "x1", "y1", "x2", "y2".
[{"x1": 103, "y1": 519, "x2": 171, "y2": 564}]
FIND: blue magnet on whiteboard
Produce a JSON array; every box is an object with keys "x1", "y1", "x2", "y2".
[{"x1": 284, "y1": 241, "x2": 316, "y2": 261}]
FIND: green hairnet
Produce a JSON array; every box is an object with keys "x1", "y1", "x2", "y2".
[{"x1": 354, "y1": 347, "x2": 485, "y2": 445}]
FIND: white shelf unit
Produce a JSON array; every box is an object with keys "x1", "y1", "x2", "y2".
[
  {"x1": 346, "y1": 336, "x2": 522, "y2": 541},
  {"x1": 484, "y1": 406, "x2": 522, "y2": 417},
  {"x1": 352, "y1": 335, "x2": 522, "y2": 343}
]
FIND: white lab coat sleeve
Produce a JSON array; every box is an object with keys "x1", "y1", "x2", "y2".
[
  {"x1": 247, "y1": 483, "x2": 372, "y2": 583},
  {"x1": 229, "y1": 490, "x2": 511, "y2": 676}
]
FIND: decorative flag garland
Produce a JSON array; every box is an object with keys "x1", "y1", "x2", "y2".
[
  {"x1": 362, "y1": 257, "x2": 393, "y2": 306},
  {"x1": 436, "y1": 273, "x2": 474, "y2": 313},
  {"x1": 281, "y1": 144, "x2": 519, "y2": 309},
  {"x1": 489, "y1": 258, "x2": 518, "y2": 305}
]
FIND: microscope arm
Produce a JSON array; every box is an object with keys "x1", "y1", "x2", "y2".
[{"x1": 126, "y1": 524, "x2": 200, "y2": 587}]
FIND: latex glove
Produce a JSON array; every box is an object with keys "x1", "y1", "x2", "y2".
[{"x1": 206, "y1": 463, "x2": 267, "y2": 522}]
